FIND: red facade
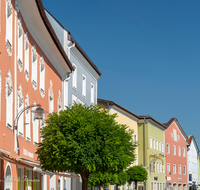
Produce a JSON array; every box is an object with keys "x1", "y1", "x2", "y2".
[{"x1": 164, "y1": 118, "x2": 188, "y2": 190}]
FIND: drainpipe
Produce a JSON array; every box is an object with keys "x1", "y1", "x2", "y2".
[{"x1": 144, "y1": 117, "x2": 146, "y2": 190}]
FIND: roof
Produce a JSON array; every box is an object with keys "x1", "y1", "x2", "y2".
[
  {"x1": 187, "y1": 135, "x2": 199, "y2": 152},
  {"x1": 45, "y1": 8, "x2": 102, "y2": 76},
  {"x1": 163, "y1": 118, "x2": 188, "y2": 140},
  {"x1": 98, "y1": 99, "x2": 167, "y2": 130},
  {"x1": 35, "y1": 0, "x2": 74, "y2": 72}
]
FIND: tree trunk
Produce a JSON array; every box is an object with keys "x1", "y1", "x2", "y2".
[
  {"x1": 81, "y1": 170, "x2": 90, "y2": 190},
  {"x1": 135, "y1": 181, "x2": 138, "y2": 190}
]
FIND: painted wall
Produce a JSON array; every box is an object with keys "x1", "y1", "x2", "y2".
[
  {"x1": 165, "y1": 121, "x2": 187, "y2": 190},
  {"x1": 188, "y1": 138, "x2": 198, "y2": 186},
  {"x1": 138, "y1": 121, "x2": 166, "y2": 190}
]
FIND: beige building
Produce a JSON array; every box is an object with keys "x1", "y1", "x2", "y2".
[{"x1": 98, "y1": 99, "x2": 140, "y2": 190}]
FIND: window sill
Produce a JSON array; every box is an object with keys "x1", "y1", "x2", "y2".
[
  {"x1": 32, "y1": 80, "x2": 37, "y2": 91},
  {"x1": 34, "y1": 142, "x2": 38, "y2": 146},
  {"x1": 18, "y1": 133, "x2": 24, "y2": 139},
  {"x1": 6, "y1": 124, "x2": 13, "y2": 131},
  {"x1": 82, "y1": 95, "x2": 86, "y2": 99},
  {"x1": 6, "y1": 40, "x2": 12, "y2": 57},
  {"x1": 26, "y1": 138, "x2": 31, "y2": 143},
  {"x1": 40, "y1": 88, "x2": 45, "y2": 98},
  {"x1": 73, "y1": 86, "x2": 77, "y2": 91}
]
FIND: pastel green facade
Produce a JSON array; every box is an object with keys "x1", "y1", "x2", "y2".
[{"x1": 138, "y1": 121, "x2": 165, "y2": 190}]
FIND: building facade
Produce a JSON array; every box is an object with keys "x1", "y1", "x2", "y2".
[
  {"x1": 98, "y1": 99, "x2": 139, "y2": 190},
  {"x1": 0, "y1": 0, "x2": 84, "y2": 189},
  {"x1": 164, "y1": 118, "x2": 188, "y2": 190},
  {"x1": 138, "y1": 116, "x2": 166, "y2": 190},
  {"x1": 187, "y1": 135, "x2": 199, "y2": 189}
]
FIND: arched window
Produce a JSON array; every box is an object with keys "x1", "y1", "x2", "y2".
[{"x1": 5, "y1": 163, "x2": 12, "y2": 190}]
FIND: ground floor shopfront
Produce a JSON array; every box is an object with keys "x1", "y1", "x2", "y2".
[{"x1": 0, "y1": 150, "x2": 79, "y2": 190}]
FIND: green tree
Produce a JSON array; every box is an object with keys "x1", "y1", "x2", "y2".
[
  {"x1": 36, "y1": 103, "x2": 137, "y2": 190},
  {"x1": 126, "y1": 166, "x2": 148, "y2": 190}
]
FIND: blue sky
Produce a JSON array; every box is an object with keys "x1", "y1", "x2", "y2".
[{"x1": 43, "y1": 0, "x2": 200, "y2": 145}]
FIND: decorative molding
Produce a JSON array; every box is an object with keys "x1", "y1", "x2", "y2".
[
  {"x1": 6, "y1": 70, "x2": 13, "y2": 89},
  {"x1": 31, "y1": 45, "x2": 37, "y2": 57},
  {"x1": 17, "y1": 84, "x2": 23, "y2": 100},
  {"x1": 5, "y1": 0, "x2": 12, "y2": 13},
  {"x1": 15, "y1": 0, "x2": 20, "y2": 13},
  {"x1": 5, "y1": 42, "x2": 12, "y2": 57},
  {"x1": 48, "y1": 80, "x2": 54, "y2": 98},
  {"x1": 17, "y1": 18, "x2": 23, "y2": 72},
  {"x1": 25, "y1": 93, "x2": 29, "y2": 106}
]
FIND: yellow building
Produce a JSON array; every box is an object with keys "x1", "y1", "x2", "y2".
[{"x1": 98, "y1": 99, "x2": 140, "y2": 190}]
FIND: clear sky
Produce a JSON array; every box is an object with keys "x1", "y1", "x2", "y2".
[{"x1": 43, "y1": 0, "x2": 200, "y2": 146}]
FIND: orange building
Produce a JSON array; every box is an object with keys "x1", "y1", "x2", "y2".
[
  {"x1": 164, "y1": 118, "x2": 188, "y2": 190},
  {"x1": 0, "y1": 0, "x2": 80, "y2": 189}
]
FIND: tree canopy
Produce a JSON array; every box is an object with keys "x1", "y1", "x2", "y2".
[
  {"x1": 36, "y1": 103, "x2": 137, "y2": 190},
  {"x1": 126, "y1": 166, "x2": 148, "y2": 190}
]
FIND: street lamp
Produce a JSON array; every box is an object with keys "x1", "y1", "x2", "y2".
[{"x1": 14, "y1": 104, "x2": 47, "y2": 154}]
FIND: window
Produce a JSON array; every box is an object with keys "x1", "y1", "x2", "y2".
[
  {"x1": 154, "y1": 161, "x2": 156, "y2": 173},
  {"x1": 24, "y1": 33, "x2": 29, "y2": 81},
  {"x1": 40, "y1": 57, "x2": 45, "y2": 98},
  {"x1": 31, "y1": 46, "x2": 37, "y2": 90},
  {"x1": 167, "y1": 144, "x2": 170, "y2": 154},
  {"x1": 25, "y1": 94, "x2": 30, "y2": 142},
  {"x1": 49, "y1": 96, "x2": 54, "y2": 113},
  {"x1": 162, "y1": 142, "x2": 164, "y2": 153},
  {"x1": 156, "y1": 140, "x2": 158, "y2": 150},
  {"x1": 173, "y1": 145, "x2": 176, "y2": 155},
  {"x1": 40, "y1": 119, "x2": 45, "y2": 142},
  {"x1": 160, "y1": 163, "x2": 162, "y2": 173},
  {"x1": 160, "y1": 183, "x2": 162, "y2": 190},
  {"x1": 18, "y1": 98, "x2": 23, "y2": 137},
  {"x1": 159, "y1": 141, "x2": 161, "y2": 151},
  {"x1": 151, "y1": 160, "x2": 153, "y2": 172},
  {"x1": 157, "y1": 162, "x2": 159, "y2": 173},
  {"x1": 82, "y1": 75, "x2": 86, "y2": 98},
  {"x1": 134, "y1": 134, "x2": 137, "y2": 143},
  {"x1": 171, "y1": 133, "x2": 173, "y2": 138},
  {"x1": 18, "y1": 18, "x2": 23, "y2": 71},
  {"x1": 173, "y1": 164, "x2": 176, "y2": 174},
  {"x1": 163, "y1": 163, "x2": 165, "y2": 174},
  {"x1": 179, "y1": 165, "x2": 181, "y2": 175},
  {"x1": 6, "y1": 1, "x2": 13, "y2": 53},
  {"x1": 183, "y1": 148, "x2": 185, "y2": 157},
  {"x1": 135, "y1": 158, "x2": 137, "y2": 166},
  {"x1": 91, "y1": 83, "x2": 94, "y2": 104},
  {"x1": 178, "y1": 146, "x2": 181, "y2": 156},
  {"x1": 6, "y1": 70, "x2": 13, "y2": 129},
  {"x1": 157, "y1": 183, "x2": 159, "y2": 190},
  {"x1": 167, "y1": 163, "x2": 170, "y2": 173},
  {"x1": 153, "y1": 138, "x2": 155, "y2": 150},
  {"x1": 49, "y1": 80, "x2": 54, "y2": 113},
  {"x1": 178, "y1": 135, "x2": 180, "y2": 141},
  {"x1": 57, "y1": 90, "x2": 62, "y2": 114},
  {"x1": 173, "y1": 129, "x2": 177, "y2": 141},
  {"x1": 32, "y1": 103, "x2": 39, "y2": 145},
  {"x1": 150, "y1": 136, "x2": 152, "y2": 149},
  {"x1": 72, "y1": 64, "x2": 77, "y2": 89}
]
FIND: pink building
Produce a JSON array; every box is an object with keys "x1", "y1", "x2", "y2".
[{"x1": 164, "y1": 118, "x2": 188, "y2": 190}]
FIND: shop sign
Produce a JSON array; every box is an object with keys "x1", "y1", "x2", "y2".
[
  {"x1": 178, "y1": 178, "x2": 182, "y2": 181},
  {"x1": 167, "y1": 177, "x2": 171, "y2": 181},
  {"x1": 23, "y1": 149, "x2": 33, "y2": 158}
]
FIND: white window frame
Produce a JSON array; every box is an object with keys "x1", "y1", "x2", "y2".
[
  {"x1": 6, "y1": 70, "x2": 13, "y2": 130},
  {"x1": 18, "y1": 97, "x2": 24, "y2": 138},
  {"x1": 134, "y1": 134, "x2": 137, "y2": 143},
  {"x1": 150, "y1": 136, "x2": 152, "y2": 149},
  {"x1": 82, "y1": 74, "x2": 86, "y2": 98},
  {"x1": 151, "y1": 160, "x2": 153, "y2": 172},
  {"x1": 32, "y1": 103, "x2": 39, "y2": 145},
  {"x1": 156, "y1": 140, "x2": 158, "y2": 151},
  {"x1": 167, "y1": 144, "x2": 170, "y2": 154},
  {"x1": 24, "y1": 32, "x2": 29, "y2": 81},
  {"x1": 162, "y1": 142, "x2": 164, "y2": 153},
  {"x1": 163, "y1": 163, "x2": 165, "y2": 174},
  {"x1": 91, "y1": 83, "x2": 94, "y2": 104},
  {"x1": 40, "y1": 56, "x2": 45, "y2": 98},
  {"x1": 25, "y1": 104, "x2": 30, "y2": 142},
  {"x1": 167, "y1": 163, "x2": 170, "y2": 173},
  {"x1": 173, "y1": 164, "x2": 176, "y2": 174},
  {"x1": 31, "y1": 46, "x2": 38, "y2": 90},
  {"x1": 173, "y1": 129, "x2": 177, "y2": 141},
  {"x1": 183, "y1": 165, "x2": 186, "y2": 175},
  {"x1": 183, "y1": 148, "x2": 185, "y2": 157},
  {"x1": 72, "y1": 64, "x2": 77, "y2": 89},
  {"x1": 49, "y1": 96, "x2": 54, "y2": 113},
  {"x1": 157, "y1": 162, "x2": 159, "y2": 173},
  {"x1": 160, "y1": 162, "x2": 162, "y2": 173},
  {"x1": 154, "y1": 161, "x2": 156, "y2": 173},
  {"x1": 159, "y1": 141, "x2": 161, "y2": 152},
  {"x1": 6, "y1": 0, "x2": 13, "y2": 56},
  {"x1": 179, "y1": 165, "x2": 181, "y2": 175},
  {"x1": 178, "y1": 146, "x2": 181, "y2": 156},
  {"x1": 135, "y1": 158, "x2": 137, "y2": 166},
  {"x1": 153, "y1": 138, "x2": 155, "y2": 150},
  {"x1": 40, "y1": 118, "x2": 45, "y2": 142},
  {"x1": 17, "y1": 18, "x2": 23, "y2": 72},
  {"x1": 173, "y1": 145, "x2": 176, "y2": 155}
]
